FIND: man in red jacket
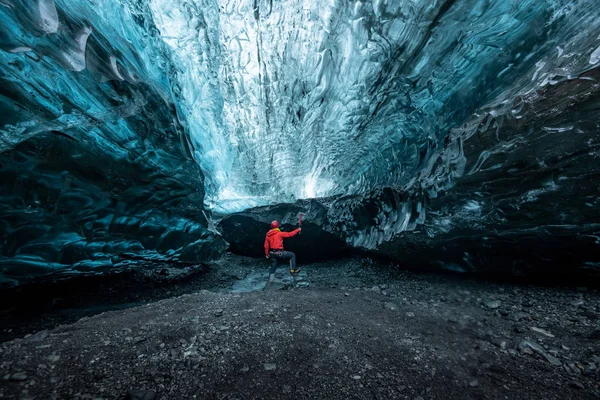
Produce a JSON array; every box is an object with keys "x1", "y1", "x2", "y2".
[{"x1": 264, "y1": 220, "x2": 301, "y2": 285}]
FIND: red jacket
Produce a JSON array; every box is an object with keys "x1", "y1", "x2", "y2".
[{"x1": 264, "y1": 228, "x2": 300, "y2": 255}]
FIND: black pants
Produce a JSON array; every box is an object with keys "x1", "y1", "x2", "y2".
[{"x1": 269, "y1": 250, "x2": 297, "y2": 274}]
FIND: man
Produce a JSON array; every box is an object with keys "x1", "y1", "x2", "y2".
[{"x1": 264, "y1": 220, "x2": 301, "y2": 285}]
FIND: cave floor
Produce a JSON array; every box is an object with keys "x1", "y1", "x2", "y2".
[{"x1": 1, "y1": 254, "x2": 600, "y2": 399}]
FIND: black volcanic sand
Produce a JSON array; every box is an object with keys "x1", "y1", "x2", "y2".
[{"x1": 1, "y1": 254, "x2": 599, "y2": 399}]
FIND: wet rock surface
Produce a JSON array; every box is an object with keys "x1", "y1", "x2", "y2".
[{"x1": 1, "y1": 255, "x2": 599, "y2": 399}]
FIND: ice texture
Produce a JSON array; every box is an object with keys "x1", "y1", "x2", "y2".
[
  {"x1": 147, "y1": 0, "x2": 600, "y2": 212},
  {"x1": 0, "y1": 0, "x2": 226, "y2": 285},
  {"x1": 2, "y1": 0, "x2": 600, "y2": 283}
]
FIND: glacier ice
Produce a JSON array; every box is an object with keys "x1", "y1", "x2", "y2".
[
  {"x1": 2, "y1": 0, "x2": 600, "y2": 283},
  {"x1": 147, "y1": 0, "x2": 600, "y2": 213},
  {"x1": 0, "y1": 0, "x2": 227, "y2": 285}
]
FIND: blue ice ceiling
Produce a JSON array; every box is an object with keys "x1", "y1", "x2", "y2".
[
  {"x1": 148, "y1": 0, "x2": 600, "y2": 211},
  {"x1": 1, "y1": 0, "x2": 600, "y2": 283}
]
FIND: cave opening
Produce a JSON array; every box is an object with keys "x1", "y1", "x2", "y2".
[{"x1": 2, "y1": 0, "x2": 600, "y2": 398}]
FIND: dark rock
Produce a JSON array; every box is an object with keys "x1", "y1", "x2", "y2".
[
  {"x1": 518, "y1": 340, "x2": 545, "y2": 355},
  {"x1": 580, "y1": 310, "x2": 598, "y2": 320},
  {"x1": 25, "y1": 330, "x2": 48, "y2": 342},
  {"x1": 569, "y1": 380, "x2": 585, "y2": 390},
  {"x1": 543, "y1": 354, "x2": 562, "y2": 366},
  {"x1": 513, "y1": 325, "x2": 527, "y2": 333},
  {"x1": 510, "y1": 312, "x2": 530, "y2": 322},
  {"x1": 126, "y1": 389, "x2": 156, "y2": 400},
  {"x1": 263, "y1": 363, "x2": 277, "y2": 371},
  {"x1": 9, "y1": 372, "x2": 28, "y2": 381},
  {"x1": 491, "y1": 337, "x2": 510, "y2": 350},
  {"x1": 485, "y1": 300, "x2": 501, "y2": 309}
]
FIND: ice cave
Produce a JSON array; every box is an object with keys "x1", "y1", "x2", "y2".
[{"x1": 1, "y1": 0, "x2": 600, "y2": 399}]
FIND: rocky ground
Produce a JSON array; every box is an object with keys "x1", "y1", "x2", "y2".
[{"x1": 1, "y1": 254, "x2": 599, "y2": 399}]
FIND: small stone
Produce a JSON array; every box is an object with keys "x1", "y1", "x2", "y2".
[
  {"x1": 543, "y1": 353, "x2": 562, "y2": 366},
  {"x1": 240, "y1": 365, "x2": 249, "y2": 372},
  {"x1": 569, "y1": 380, "x2": 585, "y2": 390},
  {"x1": 263, "y1": 363, "x2": 277, "y2": 371},
  {"x1": 570, "y1": 299, "x2": 585, "y2": 306},
  {"x1": 511, "y1": 312, "x2": 530, "y2": 322},
  {"x1": 125, "y1": 389, "x2": 156, "y2": 400},
  {"x1": 469, "y1": 379, "x2": 479, "y2": 387},
  {"x1": 26, "y1": 330, "x2": 48, "y2": 342},
  {"x1": 585, "y1": 362, "x2": 597, "y2": 372},
  {"x1": 352, "y1": 375, "x2": 361, "y2": 380},
  {"x1": 214, "y1": 310, "x2": 224, "y2": 317},
  {"x1": 485, "y1": 300, "x2": 501, "y2": 309},
  {"x1": 384, "y1": 302, "x2": 398, "y2": 311},
  {"x1": 513, "y1": 325, "x2": 527, "y2": 333},
  {"x1": 406, "y1": 312, "x2": 415, "y2": 317},
  {"x1": 581, "y1": 310, "x2": 598, "y2": 320},
  {"x1": 491, "y1": 337, "x2": 510, "y2": 350},
  {"x1": 344, "y1": 293, "x2": 349, "y2": 297},
  {"x1": 10, "y1": 372, "x2": 28, "y2": 381},
  {"x1": 46, "y1": 354, "x2": 60, "y2": 363},
  {"x1": 530, "y1": 327, "x2": 555, "y2": 338},
  {"x1": 282, "y1": 385, "x2": 292, "y2": 393},
  {"x1": 518, "y1": 340, "x2": 545, "y2": 355}
]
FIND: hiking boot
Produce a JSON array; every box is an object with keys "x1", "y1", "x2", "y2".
[{"x1": 290, "y1": 268, "x2": 301, "y2": 275}]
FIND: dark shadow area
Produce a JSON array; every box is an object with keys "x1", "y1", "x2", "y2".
[{"x1": 0, "y1": 262, "x2": 234, "y2": 343}]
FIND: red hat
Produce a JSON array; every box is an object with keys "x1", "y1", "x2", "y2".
[{"x1": 271, "y1": 220, "x2": 279, "y2": 229}]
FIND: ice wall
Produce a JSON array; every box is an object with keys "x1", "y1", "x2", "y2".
[{"x1": 0, "y1": 0, "x2": 226, "y2": 286}]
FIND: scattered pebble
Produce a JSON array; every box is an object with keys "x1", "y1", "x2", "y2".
[
  {"x1": 125, "y1": 389, "x2": 156, "y2": 400},
  {"x1": 9, "y1": 372, "x2": 28, "y2": 381},
  {"x1": 263, "y1": 363, "x2": 277, "y2": 371},
  {"x1": 485, "y1": 300, "x2": 501, "y2": 309},
  {"x1": 530, "y1": 327, "x2": 555, "y2": 338}
]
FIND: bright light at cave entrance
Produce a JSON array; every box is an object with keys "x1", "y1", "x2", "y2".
[{"x1": 303, "y1": 176, "x2": 317, "y2": 199}]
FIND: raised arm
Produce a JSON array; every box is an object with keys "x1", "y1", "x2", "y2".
[{"x1": 280, "y1": 228, "x2": 301, "y2": 238}]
